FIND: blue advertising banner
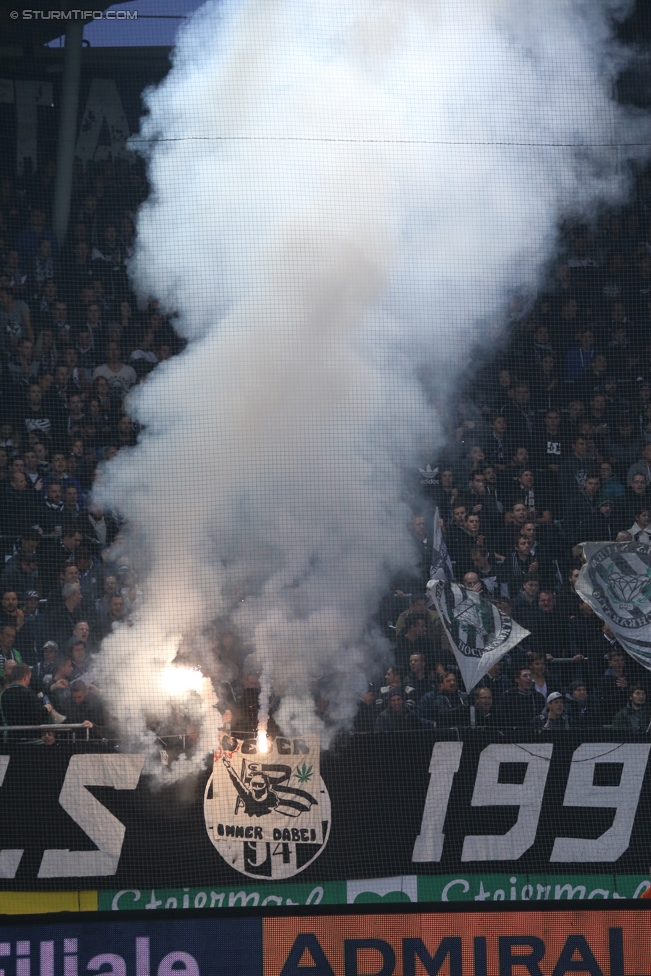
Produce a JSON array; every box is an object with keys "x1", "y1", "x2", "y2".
[{"x1": 0, "y1": 918, "x2": 261, "y2": 976}]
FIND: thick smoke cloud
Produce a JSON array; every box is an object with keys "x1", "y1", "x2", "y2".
[{"x1": 95, "y1": 0, "x2": 649, "y2": 758}]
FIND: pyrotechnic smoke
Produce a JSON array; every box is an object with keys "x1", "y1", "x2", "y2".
[{"x1": 95, "y1": 0, "x2": 649, "y2": 759}]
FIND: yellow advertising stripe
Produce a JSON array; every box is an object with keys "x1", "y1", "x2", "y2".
[{"x1": 0, "y1": 891, "x2": 98, "y2": 914}]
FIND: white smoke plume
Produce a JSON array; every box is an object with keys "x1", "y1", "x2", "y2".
[{"x1": 95, "y1": 0, "x2": 649, "y2": 759}]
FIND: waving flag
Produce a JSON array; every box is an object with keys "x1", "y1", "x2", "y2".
[
  {"x1": 428, "y1": 579, "x2": 530, "y2": 691},
  {"x1": 576, "y1": 541, "x2": 651, "y2": 671},
  {"x1": 430, "y1": 507, "x2": 453, "y2": 581}
]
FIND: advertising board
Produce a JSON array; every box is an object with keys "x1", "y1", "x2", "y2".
[
  {"x1": 0, "y1": 907, "x2": 646, "y2": 976},
  {"x1": 263, "y1": 909, "x2": 651, "y2": 976},
  {"x1": 0, "y1": 917, "x2": 260, "y2": 975}
]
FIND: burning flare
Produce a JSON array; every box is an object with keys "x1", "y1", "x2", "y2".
[
  {"x1": 159, "y1": 666, "x2": 204, "y2": 697},
  {"x1": 256, "y1": 725, "x2": 270, "y2": 754}
]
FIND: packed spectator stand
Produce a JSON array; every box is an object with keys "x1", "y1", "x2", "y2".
[
  {"x1": 0, "y1": 157, "x2": 173, "y2": 747},
  {"x1": 2, "y1": 157, "x2": 651, "y2": 748},
  {"x1": 366, "y1": 178, "x2": 651, "y2": 737}
]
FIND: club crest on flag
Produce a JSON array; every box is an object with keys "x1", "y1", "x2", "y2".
[
  {"x1": 429, "y1": 580, "x2": 530, "y2": 690},
  {"x1": 587, "y1": 543, "x2": 651, "y2": 623},
  {"x1": 437, "y1": 582, "x2": 511, "y2": 657},
  {"x1": 577, "y1": 542, "x2": 651, "y2": 671}
]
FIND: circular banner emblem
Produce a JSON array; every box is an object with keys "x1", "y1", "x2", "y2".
[{"x1": 204, "y1": 733, "x2": 331, "y2": 880}]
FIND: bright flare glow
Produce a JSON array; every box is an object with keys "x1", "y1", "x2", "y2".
[
  {"x1": 160, "y1": 666, "x2": 203, "y2": 696},
  {"x1": 257, "y1": 727, "x2": 270, "y2": 754}
]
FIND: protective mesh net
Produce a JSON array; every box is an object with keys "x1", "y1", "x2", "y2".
[{"x1": 0, "y1": 0, "x2": 651, "y2": 908}]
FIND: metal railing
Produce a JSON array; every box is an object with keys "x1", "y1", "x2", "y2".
[{"x1": 2, "y1": 723, "x2": 91, "y2": 740}]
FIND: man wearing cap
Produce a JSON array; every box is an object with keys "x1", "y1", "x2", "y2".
[
  {"x1": 32, "y1": 641, "x2": 58, "y2": 694},
  {"x1": 535, "y1": 692, "x2": 572, "y2": 731},
  {"x1": 18, "y1": 589, "x2": 44, "y2": 661}
]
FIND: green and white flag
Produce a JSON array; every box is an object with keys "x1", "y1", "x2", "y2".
[
  {"x1": 576, "y1": 541, "x2": 651, "y2": 671},
  {"x1": 429, "y1": 506, "x2": 453, "y2": 581},
  {"x1": 428, "y1": 580, "x2": 530, "y2": 691}
]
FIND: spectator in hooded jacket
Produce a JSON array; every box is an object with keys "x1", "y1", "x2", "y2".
[
  {"x1": 564, "y1": 680, "x2": 603, "y2": 729},
  {"x1": 404, "y1": 652, "x2": 433, "y2": 711},
  {"x1": 498, "y1": 666, "x2": 545, "y2": 727},
  {"x1": 64, "y1": 680, "x2": 106, "y2": 735},
  {"x1": 528, "y1": 653, "x2": 562, "y2": 702},
  {"x1": 612, "y1": 686, "x2": 651, "y2": 733},
  {"x1": 375, "y1": 689, "x2": 420, "y2": 732},
  {"x1": 600, "y1": 648, "x2": 645, "y2": 724},
  {"x1": 417, "y1": 671, "x2": 467, "y2": 728},
  {"x1": 0, "y1": 662, "x2": 52, "y2": 738},
  {"x1": 504, "y1": 536, "x2": 538, "y2": 597},
  {"x1": 472, "y1": 686, "x2": 497, "y2": 727}
]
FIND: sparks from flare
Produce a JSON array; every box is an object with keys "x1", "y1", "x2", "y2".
[{"x1": 257, "y1": 726, "x2": 270, "y2": 754}]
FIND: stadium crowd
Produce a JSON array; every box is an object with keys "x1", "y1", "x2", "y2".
[
  {"x1": 0, "y1": 158, "x2": 174, "y2": 744},
  {"x1": 362, "y1": 172, "x2": 651, "y2": 735},
  {"x1": 3, "y1": 156, "x2": 651, "y2": 744}
]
